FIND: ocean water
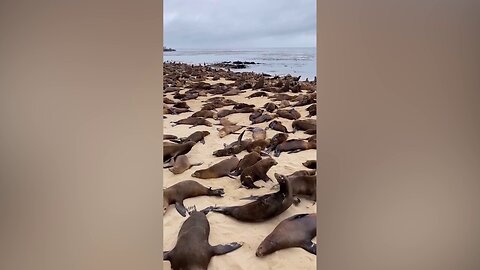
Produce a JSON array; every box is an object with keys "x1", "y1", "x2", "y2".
[{"x1": 163, "y1": 47, "x2": 316, "y2": 80}]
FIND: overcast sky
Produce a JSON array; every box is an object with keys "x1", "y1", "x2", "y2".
[{"x1": 164, "y1": 0, "x2": 316, "y2": 49}]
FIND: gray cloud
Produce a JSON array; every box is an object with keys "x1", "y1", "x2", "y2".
[{"x1": 164, "y1": 0, "x2": 316, "y2": 48}]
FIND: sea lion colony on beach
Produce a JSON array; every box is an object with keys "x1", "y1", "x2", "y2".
[{"x1": 163, "y1": 62, "x2": 317, "y2": 269}]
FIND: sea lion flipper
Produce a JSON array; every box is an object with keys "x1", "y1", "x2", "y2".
[
  {"x1": 200, "y1": 138, "x2": 205, "y2": 144},
  {"x1": 175, "y1": 202, "x2": 188, "y2": 217},
  {"x1": 211, "y1": 242, "x2": 243, "y2": 255},
  {"x1": 163, "y1": 250, "x2": 170, "y2": 260},
  {"x1": 239, "y1": 195, "x2": 260, "y2": 201},
  {"x1": 300, "y1": 241, "x2": 316, "y2": 255}
]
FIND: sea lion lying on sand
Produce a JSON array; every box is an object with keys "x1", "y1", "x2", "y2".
[
  {"x1": 166, "y1": 155, "x2": 203, "y2": 175},
  {"x1": 171, "y1": 117, "x2": 212, "y2": 128},
  {"x1": 169, "y1": 131, "x2": 210, "y2": 144},
  {"x1": 163, "y1": 208, "x2": 243, "y2": 270},
  {"x1": 274, "y1": 139, "x2": 316, "y2": 157},
  {"x1": 191, "y1": 156, "x2": 239, "y2": 179}
]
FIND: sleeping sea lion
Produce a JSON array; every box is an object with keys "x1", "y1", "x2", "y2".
[
  {"x1": 171, "y1": 117, "x2": 212, "y2": 128},
  {"x1": 274, "y1": 139, "x2": 316, "y2": 157},
  {"x1": 201, "y1": 173, "x2": 293, "y2": 221},
  {"x1": 267, "y1": 120, "x2": 291, "y2": 133},
  {"x1": 167, "y1": 155, "x2": 203, "y2": 175},
  {"x1": 192, "y1": 110, "x2": 218, "y2": 119},
  {"x1": 170, "y1": 131, "x2": 211, "y2": 144},
  {"x1": 291, "y1": 119, "x2": 316, "y2": 132},
  {"x1": 191, "y1": 156, "x2": 239, "y2": 179},
  {"x1": 276, "y1": 108, "x2": 301, "y2": 120},
  {"x1": 256, "y1": 213, "x2": 316, "y2": 257}
]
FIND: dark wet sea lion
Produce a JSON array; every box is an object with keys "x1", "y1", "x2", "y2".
[
  {"x1": 163, "y1": 180, "x2": 224, "y2": 216},
  {"x1": 263, "y1": 102, "x2": 278, "y2": 113},
  {"x1": 230, "y1": 151, "x2": 262, "y2": 176},
  {"x1": 163, "y1": 209, "x2": 243, "y2": 270},
  {"x1": 168, "y1": 155, "x2": 203, "y2": 175},
  {"x1": 191, "y1": 156, "x2": 239, "y2": 179},
  {"x1": 302, "y1": 160, "x2": 317, "y2": 169},
  {"x1": 276, "y1": 108, "x2": 301, "y2": 120},
  {"x1": 240, "y1": 158, "x2": 277, "y2": 189},
  {"x1": 170, "y1": 131, "x2": 211, "y2": 144},
  {"x1": 164, "y1": 141, "x2": 196, "y2": 163},
  {"x1": 201, "y1": 173, "x2": 293, "y2": 222},
  {"x1": 256, "y1": 213, "x2": 316, "y2": 257},
  {"x1": 267, "y1": 133, "x2": 289, "y2": 152},
  {"x1": 274, "y1": 139, "x2": 316, "y2": 157},
  {"x1": 171, "y1": 117, "x2": 212, "y2": 128},
  {"x1": 247, "y1": 127, "x2": 267, "y2": 140},
  {"x1": 192, "y1": 110, "x2": 218, "y2": 119},
  {"x1": 267, "y1": 120, "x2": 290, "y2": 133},
  {"x1": 292, "y1": 119, "x2": 316, "y2": 132}
]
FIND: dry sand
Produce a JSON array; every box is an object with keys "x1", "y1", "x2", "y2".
[{"x1": 163, "y1": 78, "x2": 316, "y2": 270}]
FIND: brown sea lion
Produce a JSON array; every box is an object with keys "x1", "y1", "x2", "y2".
[
  {"x1": 191, "y1": 156, "x2": 239, "y2": 179},
  {"x1": 234, "y1": 107, "x2": 255, "y2": 113},
  {"x1": 230, "y1": 151, "x2": 262, "y2": 176},
  {"x1": 276, "y1": 108, "x2": 301, "y2": 120},
  {"x1": 173, "y1": 101, "x2": 190, "y2": 109},
  {"x1": 246, "y1": 139, "x2": 271, "y2": 154},
  {"x1": 247, "y1": 91, "x2": 269, "y2": 98},
  {"x1": 163, "y1": 180, "x2": 224, "y2": 216},
  {"x1": 163, "y1": 208, "x2": 243, "y2": 270},
  {"x1": 256, "y1": 213, "x2": 316, "y2": 257},
  {"x1": 274, "y1": 139, "x2": 316, "y2": 157},
  {"x1": 164, "y1": 141, "x2": 196, "y2": 164},
  {"x1": 163, "y1": 134, "x2": 178, "y2": 140},
  {"x1": 247, "y1": 127, "x2": 267, "y2": 140},
  {"x1": 170, "y1": 131, "x2": 211, "y2": 144},
  {"x1": 167, "y1": 155, "x2": 204, "y2": 175},
  {"x1": 164, "y1": 97, "x2": 176, "y2": 104},
  {"x1": 253, "y1": 76, "x2": 265, "y2": 90},
  {"x1": 291, "y1": 119, "x2": 316, "y2": 132},
  {"x1": 223, "y1": 88, "x2": 245, "y2": 96},
  {"x1": 171, "y1": 117, "x2": 212, "y2": 128},
  {"x1": 201, "y1": 173, "x2": 293, "y2": 221},
  {"x1": 266, "y1": 133, "x2": 289, "y2": 152},
  {"x1": 217, "y1": 117, "x2": 237, "y2": 127},
  {"x1": 251, "y1": 114, "x2": 276, "y2": 124},
  {"x1": 289, "y1": 175, "x2": 316, "y2": 201},
  {"x1": 263, "y1": 102, "x2": 278, "y2": 113},
  {"x1": 267, "y1": 120, "x2": 290, "y2": 133},
  {"x1": 233, "y1": 103, "x2": 255, "y2": 110},
  {"x1": 306, "y1": 104, "x2": 316, "y2": 117},
  {"x1": 216, "y1": 109, "x2": 237, "y2": 118},
  {"x1": 192, "y1": 110, "x2": 218, "y2": 119},
  {"x1": 212, "y1": 130, "x2": 251, "y2": 157},
  {"x1": 278, "y1": 100, "x2": 291, "y2": 108},
  {"x1": 240, "y1": 158, "x2": 278, "y2": 189},
  {"x1": 218, "y1": 124, "x2": 244, "y2": 138},
  {"x1": 302, "y1": 160, "x2": 317, "y2": 169},
  {"x1": 249, "y1": 109, "x2": 264, "y2": 121},
  {"x1": 166, "y1": 107, "x2": 192, "y2": 115}
]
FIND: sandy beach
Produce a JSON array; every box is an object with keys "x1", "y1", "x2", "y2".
[{"x1": 163, "y1": 68, "x2": 317, "y2": 270}]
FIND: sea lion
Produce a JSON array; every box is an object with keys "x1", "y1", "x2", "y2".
[
  {"x1": 217, "y1": 117, "x2": 237, "y2": 127},
  {"x1": 288, "y1": 175, "x2": 316, "y2": 201},
  {"x1": 256, "y1": 213, "x2": 316, "y2": 257},
  {"x1": 166, "y1": 107, "x2": 192, "y2": 115},
  {"x1": 201, "y1": 173, "x2": 293, "y2": 221},
  {"x1": 306, "y1": 104, "x2": 316, "y2": 117},
  {"x1": 170, "y1": 131, "x2": 211, "y2": 144},
  {"x1": 163, "y1": 141, "x2": 196, "y2": 164},
  {"x1": 234, "y1": 107, "x2": 255, "y2": 113},
  {"x1": 263, "y1": 102, "x2": 278, "y2": 113},
  {"x1": 253, "y1": 76, "x2": 264, "y2": 90},
  {"x1": 251, "y1": 114, "x2": 275, "y2": 124},
  {"x1": 223, "y1": 88, "x2": 245, "y2": 96},
  {"x1": 267, "y1": 120, "x2": 290, "y2": 133},
  {"x1": 247, "y1": 127, "x2": 267, "y2": 140},
  {"x1": 232, "y1": 103, "x2": 255, "y2": 110},
  {"x1": 167, "y1": 155, "x2": 203, "y2": 175},
  {"x1": 218, "y1": 124, "x2": 244, "y2": 138},
  {"x1": 278, "y1": 100, "x2": 291, "y2": 108},
  {"x1": 302, "y1": 160, "x2": 317, "y2": 169},
  {"x1": 171, "y1": 117, "x2": 212, "y2": 128},
  {"x1": 163, "y1": 208, "x2": 243, "y2": 270},
  {"x1": 216, "y1": 109, "x2": 237, "y2": 118},
  {"x1": 274, "y1": 139, "x2": 316, "y2": 157},
  {"x1": 192, "y1": 110, "x2": 218, "y2": 119},
  {"x1": 266, "y1": 133, "x2": 289, "y2": 152},
  {"x1": 191, "y1": 156, "x2": 239, "y2": 179},
  {"x1": 230, "y1": 151, "x2": 262, "y2": 176},
  {"x1": 276, "y1": 108, "x2": 301, "y2": 120},
  {"x1": 240, "y1": 158, "x2": 278, "y2": 189},
  {"x1": 164, "y1": 97, "x2": 176, "y2": 104},
  {"x1": 163, "y1": 180, "x2": 224, "y2": 216},
  {"x1": 246, "y1": 139, "x2": 271, "y2": 153},
  {"x1": 292, "y1": 119, "x2": 316, "y2": 132},
  {"x1": 173, "y1": 101, "x2": 190, "y2": 109},
  {"x1": 249, "y1": 109, "x2": 264, "y2": 121},
  {"x1": 163, "y1": 134, "x2": 178, "y2": 140},
  {"x1": 247, "y1": 91, "x2": 269, "y2": 98}
]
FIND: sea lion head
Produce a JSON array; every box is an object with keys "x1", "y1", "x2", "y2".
[
  {"x1": 191, "y1": 170, "x2": 202, "y2": 178},
  {"x1": 202, "y1": 131, "x2": 211, "y2": 136},
  {"x1": 266, "y1": 158, "x2": 278, "y2": 167},
  {"x1": 256, "y1": 239, "x2": 277, "y2": 257},
  {"x1": 274, "y1": 173, "x2": 287, "y2": 183}
]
